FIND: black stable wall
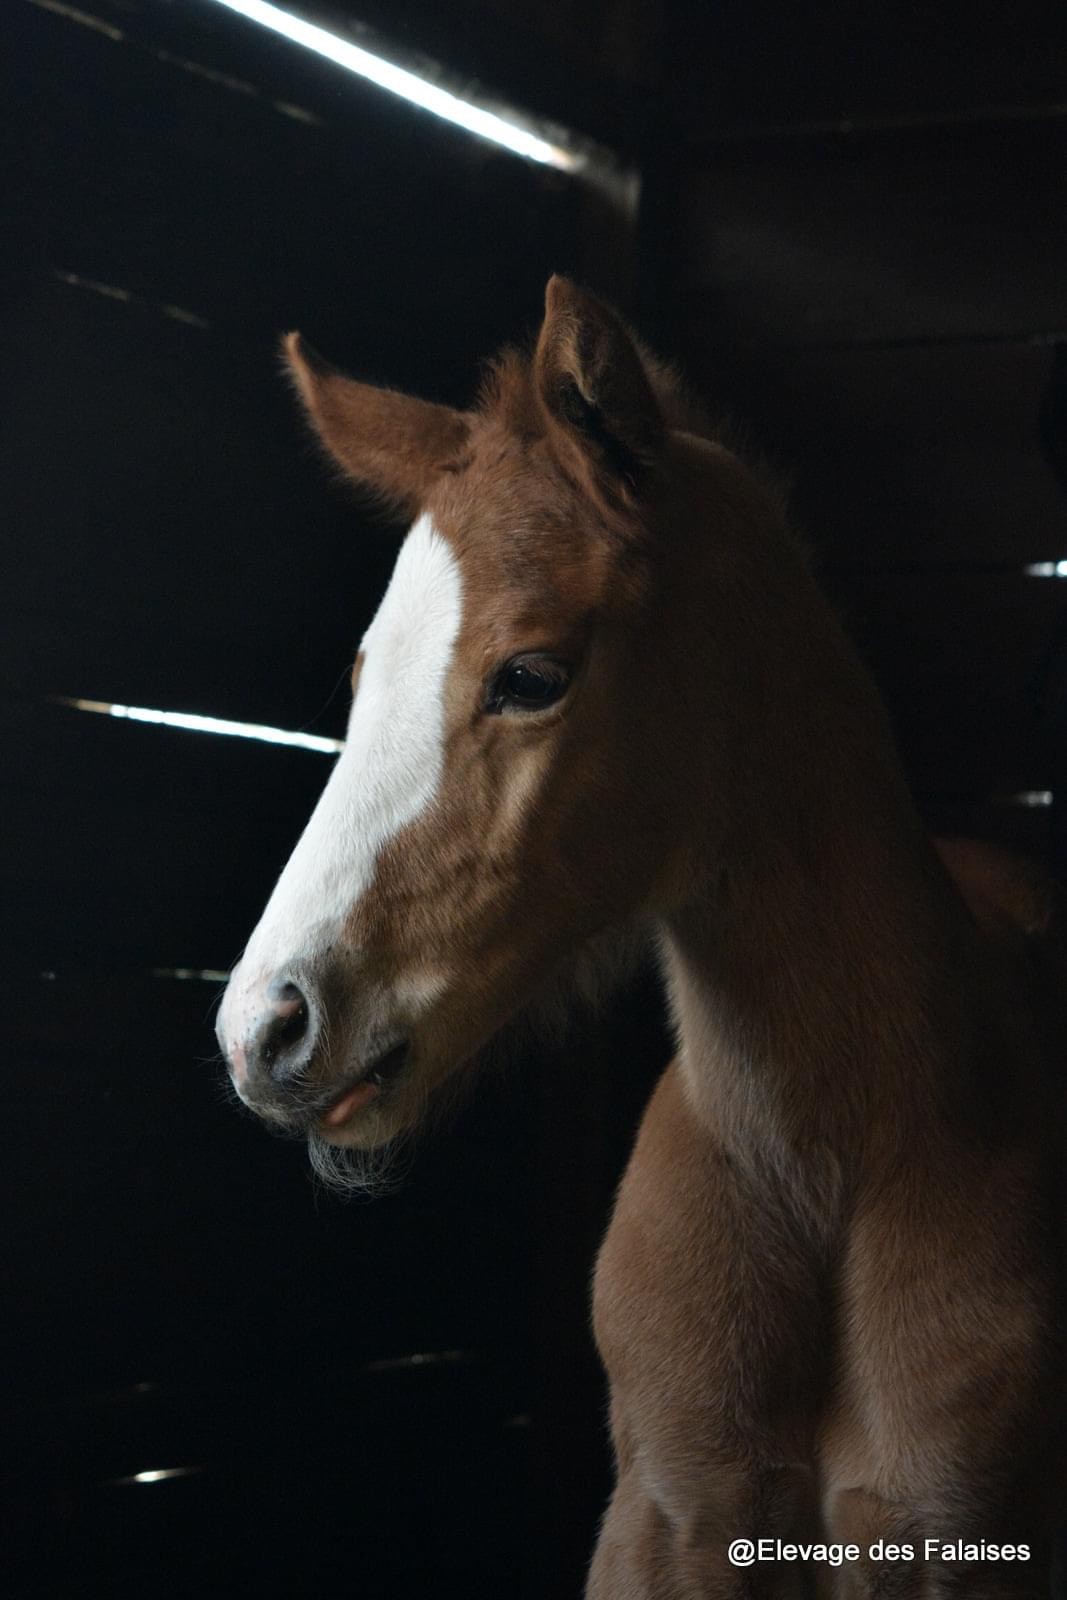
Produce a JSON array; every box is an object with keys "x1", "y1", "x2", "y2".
[
  {"x1": 638, "y1": 1, "x2": 1067, "y2": 872},
  {"x1": 2, "y1": 3, "x2": 623, "y2": 1596}
]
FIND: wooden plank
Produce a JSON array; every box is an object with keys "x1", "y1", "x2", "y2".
[
  {"x1": 654, "y1": 0, "x2": 1067, "y2": 138},
  {"x1": 826, "y1": 569, "x2": 1066, "y2": 795},
  {"x1": 672, "y1": 122, "x2": 1067, "y2": 345},
  {"x1": 669, "y1": 340, "x2": 1067, "y2": 566}
]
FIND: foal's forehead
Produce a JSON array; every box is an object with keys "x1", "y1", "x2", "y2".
[
  {"x1": 371, "y1": 414, "x2": 634, "y2": 650},
  {"x1": 429, "y1": 432, "x2": 602, "y2": 584}
]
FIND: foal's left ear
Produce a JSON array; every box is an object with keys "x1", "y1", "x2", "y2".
[
  {"x1": 534, "y1": 276, "x2": 663, "y2": 494},
  {"x1": 283, "y1": 333, "x2": 469, "y2": 516}
]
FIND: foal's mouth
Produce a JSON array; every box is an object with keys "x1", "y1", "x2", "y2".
[{"x1": 315, "y1": 1040, "x2": 411, "y2": 1132}]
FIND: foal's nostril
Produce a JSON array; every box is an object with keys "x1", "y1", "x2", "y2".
[
  {"x1": 269, "y1": 980, "x2": 307, "y2": 1024},
  {"x1": 264, "y1": 1002, "x2": 307, "y2": 1061},
  {"x1": 255, "y1": 979, "x2": 314, "y2": 1080}
]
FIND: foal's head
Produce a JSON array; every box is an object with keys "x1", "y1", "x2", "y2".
[{"x1": 216, "y1": 277, "x2": 762, "y2": 1182}]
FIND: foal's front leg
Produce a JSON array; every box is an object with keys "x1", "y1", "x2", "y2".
[
  {"x1": 587, "y1": 1468, "x2": 675, "y2": 1600},
  {"x1": 588, "y1": 1066, "x2": 829, "y2": 1599},
  {"x1": 588, "y1": 1449, "x2": 816, "y2": 1600}
]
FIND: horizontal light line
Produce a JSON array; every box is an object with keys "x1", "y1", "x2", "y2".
[
  {"x1": 362, "y1": 1348, "x2": 471, "y2": 1373},
  {"x1": 109, "y1": 1466, "x2": 204, "y2": 1486},
  {"x1": 37, "y1": 968, "x2": 231, "y2": 984},
  {"x1": 24, "y1": 0, "x2": 124, "y2": 43},
  {"x1": 1023, "y1": 560, "x2": 1067, "y2": 578},
  {"x1": 689, "y1": 98, "x2": 1067, "y2": 149},
  {"x1": 994, "y1": 790, "x2": 1054, "y2": 808},
  {"x1": 53, "y1": 268, "x2": 212, "y2": 330},
  {"x1": 53, "y1": 269, "x2": 130, "y2": 304},
  {"x1": 151, "y1": 45, "x2": 323, "y2": 126},
  {"x1": 58, "y1": 697, "x2": 343, "y2": 754},
  {"x1": 151, "y1": 967, "x2": 231, "y2": 983},
  {"x1": 208, "y1": 0, "x2": 581, "y2": 169}
]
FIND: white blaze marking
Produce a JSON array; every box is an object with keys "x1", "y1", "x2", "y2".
[{"x1": 237, "y1": 514, "x2": 463, "y2": 975}]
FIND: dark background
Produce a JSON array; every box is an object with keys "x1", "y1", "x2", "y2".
[{"x1": 3, "y1": 2, "x2": 1065, "y2": 1595}]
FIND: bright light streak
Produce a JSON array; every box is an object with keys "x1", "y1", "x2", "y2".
[
  {"x1": 112, "y1": 1467, "x2": 203, "y2": 1485},
  {"x1": 208, "y1": 0, "x2": 581, "y2": 170},
  {"x1": 59, "y1": 697, "x2": 343, "y2": 754},
  {"x1": 997, "y1": 790, "x2": 1054, "y2": 808},
  {"x1": 1024, "y1": 560, "x2": 1067, "y2": 577}
]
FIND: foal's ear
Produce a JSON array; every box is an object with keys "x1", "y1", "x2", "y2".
[
  {"x1": 533, "y1": 276, "x2": 663, "y2": 494},
  {"x1": 283, "y1": 333, "x2": 469, "y2": 516}
]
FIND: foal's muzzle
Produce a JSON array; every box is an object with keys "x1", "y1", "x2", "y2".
[{"x1": 217, "y1": 973, "x2": 319, "y2": 1103}]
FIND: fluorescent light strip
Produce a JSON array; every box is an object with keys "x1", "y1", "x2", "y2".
[
  {"x1": 208, "y1": 0, "x2": 581, "y2": 170},
  {"x1": 60, "y1": 697, "x2": 343, "y2": 754},
  {"x1": 1024, "y1": 560, "x2": 1067, "y2": 577}
]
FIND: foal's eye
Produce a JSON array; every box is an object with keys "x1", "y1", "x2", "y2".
[{"x1": 487, "y1": 656, "x2": 571, "y2": 715}]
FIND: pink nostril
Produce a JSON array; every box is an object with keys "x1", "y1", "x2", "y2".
[
  {"x1": 270, "y1": 983, "x2": 305, "y2": 1021},
  {"x1": 221, "y1": 976, "x2": 316, "y2": 1088}
]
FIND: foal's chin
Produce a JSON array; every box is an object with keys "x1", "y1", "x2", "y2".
[
  {"x1": 304, "y1": 1050, "x2": 481, "y2": 1197},
  {"x1": 299, "y1": 928, "x2": 650, "y2": 1192}
]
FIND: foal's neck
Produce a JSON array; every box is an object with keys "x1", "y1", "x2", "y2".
[
  {"x1": 659, "y1": 796, "x2": 971, "y2": 1170},
  {"x1": 653, "y1": 452, "x2": 977, "y2": 1180}
]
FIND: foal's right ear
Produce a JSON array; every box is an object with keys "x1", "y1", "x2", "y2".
[
  {"x1": 534, "y1": 276, "x2": 663, "y2": 497},
  {"x1": 283, "y1": 333, "x2": 470, "y2": 516}
]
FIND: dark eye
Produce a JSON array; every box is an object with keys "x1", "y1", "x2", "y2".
[{"x1": 487, "y1": 656, "x2": 571, "y2": 715}]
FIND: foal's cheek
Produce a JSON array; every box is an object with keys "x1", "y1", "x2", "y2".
[{"x1": 482, "y1": 739, "x2": 554, "y2": 859}]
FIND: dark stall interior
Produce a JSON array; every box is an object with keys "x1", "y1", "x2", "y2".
[{"x1": 3, "y1": 2, "x2": 1066, "y2": 1596}]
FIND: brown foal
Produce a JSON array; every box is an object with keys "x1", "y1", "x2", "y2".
[{"x1": 217, "y1": 277, "x2": 1063, "y2": 1597}]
